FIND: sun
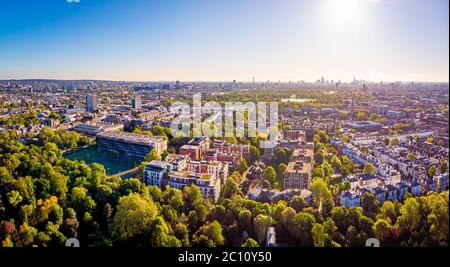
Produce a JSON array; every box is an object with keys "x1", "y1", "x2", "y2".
[{"x1": 327, "y1": 0, "x2": 362, "y2": 23}]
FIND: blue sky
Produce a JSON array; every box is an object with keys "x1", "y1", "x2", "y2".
[{"x1": 0, "y1": 0, "x2": 448, "y2": 82}]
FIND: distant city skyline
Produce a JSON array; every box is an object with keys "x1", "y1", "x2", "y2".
[
  {"x1": 0, "y1": 78, "x2": 448, "y2": 84},
  {"x1": 0, "y1": 0, "x2": 448, "y2": 82}
]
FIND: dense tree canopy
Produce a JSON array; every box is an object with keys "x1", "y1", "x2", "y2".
[{"x1": 0, "y1": 129, "x2": 448, "y2": 247}]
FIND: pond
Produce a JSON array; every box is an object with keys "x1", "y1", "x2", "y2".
[{"x1": 63, "y1": 145, "x2": 140, "y2": 176}]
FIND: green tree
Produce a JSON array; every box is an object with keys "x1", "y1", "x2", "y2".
[
  {"x1": 428, "y1": 166, "x2": 436, "y2": 178},
  {"x1": 290, "y1": 196, "x2": 307, "y2": 212},
  {"x1": 372, "y1": 219, "x2": 391, "y2": 242},
  {"x1": 356, "y1": 112, "x2": 368, "y2": 121},
  {"x1": 311, "y1": 223, "x2": 326, "y2": 247},
  {"x1": 192, "y1": 235, "x2": 215, "y2": 247},
  {"x1": 15, "y1": 223, "x2": 38, "y2": 247},
  {"x1": 274, "y1": 147, "x2": 292, "y2": 165},
  {"x1": 112, "y1": 193, "x2": 158, "y2": 241},
  {"x1": 225, "y1": 136, "x2": 237, "y2": 144},
  {"x1": 249, "y1": 145, "x2": 260, "y2": 164},
  {"x1": 390, "y1": 138, "x2": 399, "y2": 146},
  {"x1": 426, "y1": 192, "x2": 449, "y2": 243},
  {"x1": 358, "y1": 215, "x2": 374, "y2": 236},
  {"x1": 242, "y1": 237, "x2": 259, "y2": 247},
  {"x1": 290, "y1": 212, "x2": 316, "y2": 246},
  {"x1": 151, "y1": 216, "x2": 181, "y2": 247},
  {"x1": 369, "y1": 113, "x2": 379, "y2": 122},
  {"x1": 48, "y1": 204, "x2": 64, "y2": 225},
  {"x1": 313, "y1": 167, "x2": 325, "y2": 178},
  {"x1": 220, "y1": 179, "x2": 241, "y2": 200},
  {"x1": 361, "y1": 192, "x2": 379, "y2": 218},
  {"x1": 363, "y1": 163, "x2": 376, "y2": 175},
  {"x1": 0, "y1": 167, "x2": 14, "y2": 187},
  {"x1": 174, "y1": 223, "x2": 190, "y2": 247},
  {"x1": 70, "y1": 186, "x2": 96, "y2": 215},
  {"x1": 406, "y1": 153, "x2": 416, "y2": 161},
  {"x1": 341, "y1": 136, "x2": 350, "y2": 143},
  {"x1": 310, "y1": 177, "x2": 332, "y2": 213},
  {"x1": 330, "y1": 155, "x2": 342, "y2": 169},
  {"x1": 276, "y1": 163, "x2": 287, "y2": 182},
  {"x1": 323, "y1": 217, "x2": 337, "y2": 237},
  {"x1": 314, "y1": 151, "x2": 324, "y2": 165},
  {"x1": 236, "y1": 158, "x2": 248, "y2": 175},
  {"x1": 441, "y1": 161, "x2": 448, "y2": 174},
  {"x1": 262, "y1": 166, "x2": 277, "y2": 187},
  {"x1": 253, "y1": 214, "x2": 272, "y2": 243},
  {"x1": 7, "y1": 190, "x2": 23, "y2": 207},
  {"x1": 195, "y1": 221, "x2": 225, "y2": 246},
  {"x1": 339, "y1": 112, "x2": 349, "y2": 120},
  {"x1": 145, "y1": 149, "x2": 161, "y2": 162},
  {"x1": 396, "y1": 197, "x2": 420, "y2": 235},
  {"x1": 378, "y1": 201, "x2": 396, "y2": 224},
  {"x1": 238, "y1": 209, "x2": 253, "y2": 234}
]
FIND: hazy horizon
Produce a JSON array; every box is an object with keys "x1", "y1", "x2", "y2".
[{"x1": 0, "y1": 78, "x2": 449, "y2": 84}]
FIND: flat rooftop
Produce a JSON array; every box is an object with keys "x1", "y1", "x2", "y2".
[
  {"x1": 285, "y1": 160, "x2": 312, "y2": 174},
  {"x1": 169, "y1": 171, "x2": 213, "y2": 181},
  {"x1": 147, "y1": 160, "x2": 170, "y2": 168},
  {"x1": 347, "y1": 121, "x2": 383, "y2": 128},
  {"x1": 285, "y1": 147, "x2": 314, "y2": 174},
  {"x1": 97, "y1": 131, "x2": 165, "y2": 145}
]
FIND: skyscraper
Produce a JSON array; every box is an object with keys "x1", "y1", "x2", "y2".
[
  {"x1": 132, "y1": 97, "x2": 142, "y2": 110},
  {"x1": 86, "y1": 94, "x2": 97, "y2": 111}
]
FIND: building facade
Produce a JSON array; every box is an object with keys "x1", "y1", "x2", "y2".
[
  {"x1": 86, "y1": 94, "x2": 98, "y2": 111},
  {"x1": 132, "y1": 97, "x2": 142, "y2": 110},
  {"x1": 185, "y1": 160, "x2": 229, "y2": 184},
  {"x1": 97, "y1": 131, "x2": 167, "y2": 160},
  {"x1": 143, "y1": 160, "x2": 172, "y2": 187},
  {"x1": 283, "y1": 143, "x2": 314, "y2": 190},
  {"x1": 167, "y1": 171, "x2": 221, "y2": 202}
]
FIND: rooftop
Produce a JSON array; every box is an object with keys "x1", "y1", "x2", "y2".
[
  {"x1": 347, "y1": 121, "x2": 383, "y2": 128},
  {"x1": 97, "y1": 131, "x2": 165, "y2": 145},
  {"x1": 147, "y1": 160, "x2": 170, "y2": 168},
  {"x1": 188, "y1": 136, "x2": 209, "y2": 145},
  {"x1": 169, "y1": 171, "x2": 214, "y2": 181}
]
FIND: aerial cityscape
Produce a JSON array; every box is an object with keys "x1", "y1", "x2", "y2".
[{"x1": 0, "y1": 0, "x2": 448, "y2": 252}]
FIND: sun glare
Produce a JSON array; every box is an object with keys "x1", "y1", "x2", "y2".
[{"x1": 327, "y1": 0, "x2": 362, "y2": 23}]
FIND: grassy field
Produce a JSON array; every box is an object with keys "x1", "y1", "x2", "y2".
[{"x1": 63, "y1": 145, "x2": 139, "y2": 176}]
